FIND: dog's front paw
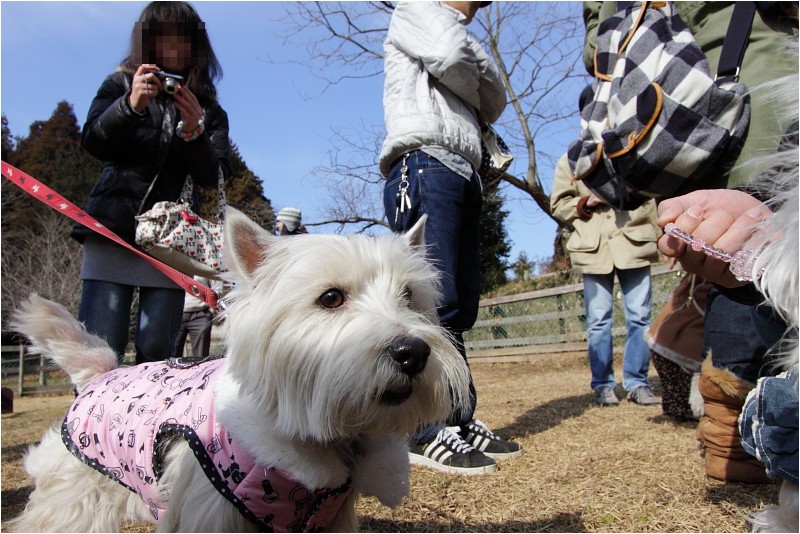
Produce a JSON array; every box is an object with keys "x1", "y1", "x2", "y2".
[{"x1": 351, "y1": 433, "x2": 410, "y2": 508}]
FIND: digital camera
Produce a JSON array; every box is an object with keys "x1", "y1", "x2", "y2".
[{"x1": 156, "y1": 72, "x2": 184, "y2": 95}]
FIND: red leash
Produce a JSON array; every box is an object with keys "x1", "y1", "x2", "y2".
[{"x1": 1, "y1": 161, "x2": 222, "y2": 310}]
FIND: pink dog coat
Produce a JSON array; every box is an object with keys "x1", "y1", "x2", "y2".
[{"x1": 61, "y1": 357, "x2": 352, "y2": 532}]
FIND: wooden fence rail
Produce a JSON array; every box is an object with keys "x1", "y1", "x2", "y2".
[
  {"x1": 464, "y1": 263, "x2": 683, "y2": 363},
  {"x1": 1, "y1": 342, "x2": 71, "y2": 396}
]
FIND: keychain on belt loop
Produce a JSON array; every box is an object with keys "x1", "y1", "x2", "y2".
[{"x1": 394, "y1": 153, "x2": 412, "y2": 225}]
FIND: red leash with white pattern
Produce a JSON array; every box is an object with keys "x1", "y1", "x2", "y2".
[{"x1": 1, "y1": 161, "x2": 222, "y2": 310}]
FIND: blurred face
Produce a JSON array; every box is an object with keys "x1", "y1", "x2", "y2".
[{"x1": 154, "y1": 25, "x2": 193, "y2": 72}]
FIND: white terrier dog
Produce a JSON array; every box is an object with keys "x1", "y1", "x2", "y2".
[{"x1": 9, "y1": 209, "x2": 470, "y2": 532}]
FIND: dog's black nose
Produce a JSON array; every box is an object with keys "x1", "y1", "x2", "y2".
[{"x1": 387, "y1": 336, "x2": 430, "y2": 377}]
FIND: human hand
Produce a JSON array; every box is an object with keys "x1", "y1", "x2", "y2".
[
  {"x1": 129, "y1": 64, "x2": 162, "y2": 113},
  {"x1": 656, "y1": 189, "x2": 773, "y2": 286},
  {"x1": 173, "y1": 85, "x2": 203, "y2": 132},
  {"x1": 586, "y1": 193, "x2": 606, "y2": 210}
]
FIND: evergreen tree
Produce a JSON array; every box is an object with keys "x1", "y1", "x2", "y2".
[
  {"x1": 1, "y1": 105, "x2": 90, "y2": 326},
  {"x1": 2, "y1": 102, "x2": 99, "y2": 241},
  {"x1": 479, "y1": 193, "x2": 511, "y2": 293},
  {"x1": 12, "y1": 101, "x2": 100, "y2": 204},
  {"x1": 1, "y1": 115, "x2": 16, "y2": 161},
  {"x1": 511, "y1": 251, "x2": 535, "y2": 282},
  {"x1": 1, "y1": 113, "x2": 28, "y2": 256}
]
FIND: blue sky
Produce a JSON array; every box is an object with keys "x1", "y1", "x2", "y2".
[{"x1": 1, "y1": 1, "x2": 584, "y2": 267}]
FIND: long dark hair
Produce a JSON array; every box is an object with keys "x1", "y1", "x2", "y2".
[{"x1": 121, "y1": 1, "x2": 222, "y2": 105}]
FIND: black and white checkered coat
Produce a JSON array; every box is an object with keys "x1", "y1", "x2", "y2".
[{"x1": 567, "y1": 1, "x2": 751, "y2": 209}]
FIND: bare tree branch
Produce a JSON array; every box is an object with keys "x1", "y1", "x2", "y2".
[
  {"x1": 276, "y1": 2, "x2": 586, "y2": 252},
  {"x1": 275, "y1": 2, "x2": 393, "y2": 93},
  {"x1": 1, "y1": 209, "x2": 82, "y2": 328},
  {"x1": 308, "y1": 122, "x2": 389, "y2": 235}
]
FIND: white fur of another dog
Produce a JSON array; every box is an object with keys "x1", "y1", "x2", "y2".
[
  {"x1": 9, "y1": 210, "x2": 471, "y2": 532},
  {"x1": 740, "y1": 70, "x2": 799, "y2": 533}
]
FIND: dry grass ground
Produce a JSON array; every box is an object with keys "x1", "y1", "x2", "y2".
[{"x1": 2, "y1": 354, "x2": 779, "y2": 532}]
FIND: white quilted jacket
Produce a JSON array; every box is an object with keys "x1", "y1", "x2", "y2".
[{"x1": 379, "y1": 1, "x2": 507, "y2": 178}]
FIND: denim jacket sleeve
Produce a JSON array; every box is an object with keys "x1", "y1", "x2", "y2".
[{"x1": 740, "y1": 365, "x2": 799, "y2": 484}]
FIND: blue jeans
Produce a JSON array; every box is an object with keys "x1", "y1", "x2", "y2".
[
  {"x1": 383, "y1": 151, "x2": 481, "y2": 443},
  {"x1": 78, "y1": 280, "x2": 184, "y2": 364},
  {"x1": 702, "y1": 287, "x2": 780, "y2": 383},
  {"x1": 583, "y1": 266, "x2": 653, "y2": 392}
]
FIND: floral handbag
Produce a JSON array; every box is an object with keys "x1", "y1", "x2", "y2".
[{"x1": 135, "y1": 168, "x2": 225, "y2": 279}]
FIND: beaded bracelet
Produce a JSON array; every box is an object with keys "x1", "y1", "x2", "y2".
[
  {"x1": 176, "y1": 119, "x2": 204, "y2": 141},
  {"x1": 664, "y1": 222, "x2": 765, "y2": 282}
]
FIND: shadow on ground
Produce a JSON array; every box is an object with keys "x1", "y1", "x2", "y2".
[
  {"x1": 1, "y1": 485, "x2": 32, "y2": 525},
  {"x1": 647, "y1": 413, "x2": 698, "y2": 428},
  {"x1": 1, "y1": 442, "x2": 36, "y2": 463},
  {"x1": 360, "y1": 511, "x2": 588, "y2": 532},
  {"x1": 494, "y1": 393, "x2": 592, "y2": 439},
  {"x1": 706, "y1": 480, "x2": 780, "y2": 508}
]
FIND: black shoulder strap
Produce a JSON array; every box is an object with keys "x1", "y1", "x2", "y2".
[
  {"x1": 716, "y1": 2, "x2": 757, "y2": 82},
  {"x1": 614, "y1": 2, "x2": 756, "y2": 82}
]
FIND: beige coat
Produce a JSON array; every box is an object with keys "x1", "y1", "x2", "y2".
[{"x1": 550, "y1": 154, "x2": 659, "y2": 275}]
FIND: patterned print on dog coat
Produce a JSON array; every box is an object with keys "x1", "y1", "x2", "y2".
[{"x1": 61, "y1": 357, "x2": 352, "y2": 532}]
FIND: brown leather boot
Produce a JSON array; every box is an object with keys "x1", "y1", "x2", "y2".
[{"x1": 696, "y1": 356, "x2": 772, "y2": 483}]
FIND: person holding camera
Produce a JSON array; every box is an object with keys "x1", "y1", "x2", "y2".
[{"x1": 72, "y1": 1, "x2": 231, "y2": 364}]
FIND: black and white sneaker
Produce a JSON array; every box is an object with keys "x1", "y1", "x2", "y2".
[
  {"x1": 409, "y1": 426, "x2": 497, "y2": 475},
  {"x1": 460, "y1": 419, "x2": 522, "y2": 460}
]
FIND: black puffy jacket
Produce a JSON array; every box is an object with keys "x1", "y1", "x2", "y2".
[{"x1": 72, "y1": 69, "x2": 232, "y2": 244}]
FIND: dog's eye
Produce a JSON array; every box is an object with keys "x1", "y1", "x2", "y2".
[{"x1": 318, "y1": 289, "x2": 345, "y2": 309}]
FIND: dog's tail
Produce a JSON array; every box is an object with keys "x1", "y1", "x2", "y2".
[{"x1": 10, "y1": 294, "x2": 118, "y2": 390}]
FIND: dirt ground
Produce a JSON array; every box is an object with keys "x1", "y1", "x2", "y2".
[{"x1": 1, "y1": 355, "x2": 779, "y2": 532}]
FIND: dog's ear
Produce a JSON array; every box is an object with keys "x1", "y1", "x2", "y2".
[
  {"x1": 404, "y1": 214, "x2": 427, "y2": 247},
  {"x1": 223, "y1": 206, "x2": 275, "y2": 278}
]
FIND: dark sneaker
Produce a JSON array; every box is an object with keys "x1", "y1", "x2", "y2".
[
  {"x1": 593, "y1": 385, "x2": 620, "y2": 406},
  {"x1": 627, "y1": 385, "x2": 661, "y2": 406},
  {"x1": 409, "y1": 426, "x2": 497, "y2": 475},
  {"x1": 460, "y1": 419, "x2": 522, "y2": 460}
]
